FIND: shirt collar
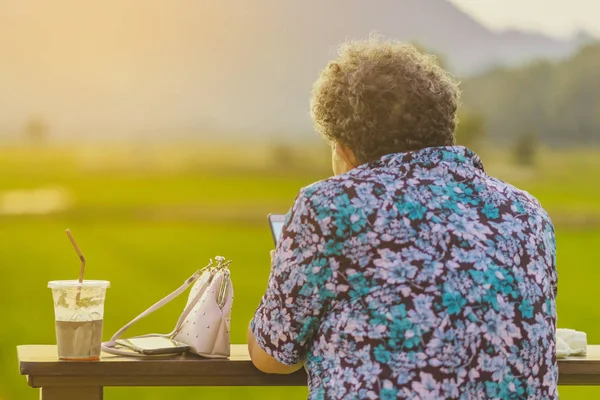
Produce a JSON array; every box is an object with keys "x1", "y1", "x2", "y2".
[{"x1": 376, "y1": 146, "x2": 485, "y2": 172}]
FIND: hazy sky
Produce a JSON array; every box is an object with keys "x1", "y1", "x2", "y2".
[
  {"x1": 449, "y1": 0, "x2": 600, "y2": 38},
  {"x1": 1, "y1": 0, "x2": 597, "y2": 139}
]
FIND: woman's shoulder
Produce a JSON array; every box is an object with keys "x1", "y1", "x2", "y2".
[
  {"x1": 300, "y1": 170, "x2": 382, "y2": 209},
  {"x1": 301, "y1": 172, "x2": 357, "y2": 199}
]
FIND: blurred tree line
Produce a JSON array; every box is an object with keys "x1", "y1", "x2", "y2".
[{"x1": 460, "y1": 42, "x2": 600, "y2": 147}]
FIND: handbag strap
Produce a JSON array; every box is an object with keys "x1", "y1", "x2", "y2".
[{"x1": 103, "y1": 269, "x2": 204, "y2": 349}]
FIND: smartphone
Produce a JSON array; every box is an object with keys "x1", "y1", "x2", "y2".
[
  {"x1": 268, "y1": 214, "x2": 286, "y2": 244},
  {"x1": 116, "y1": 337, "x2": 191, "y2": 355}
]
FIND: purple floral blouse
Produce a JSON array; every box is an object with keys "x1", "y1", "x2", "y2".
[{"x1": 251, "y1": 146, "x2": 558, "y2": 399}]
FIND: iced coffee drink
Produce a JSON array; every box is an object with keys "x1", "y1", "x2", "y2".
[{"x1": 48, "y1": 280, "x2": 110, "y2": 360}]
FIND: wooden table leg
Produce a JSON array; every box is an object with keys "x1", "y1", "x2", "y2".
[{"x1": 40, "y1": 386, "x2": 103, "y2": 400}]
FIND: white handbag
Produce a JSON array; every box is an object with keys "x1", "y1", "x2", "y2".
[{"x1": 102, "y1": 256, "x2": 233, "y2": 358}]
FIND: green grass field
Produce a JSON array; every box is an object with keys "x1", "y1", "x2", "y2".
[{"x1": 0, "y1": 145, "x2": 599, "y2": 399}]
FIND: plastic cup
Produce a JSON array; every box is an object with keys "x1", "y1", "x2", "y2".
[{"x1": 48, "y1": 280, "x2": 110, "y2": 360}]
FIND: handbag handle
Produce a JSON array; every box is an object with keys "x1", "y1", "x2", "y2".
[{"x1": 102, "y1": 268, "x2": 206, "y2": 354}]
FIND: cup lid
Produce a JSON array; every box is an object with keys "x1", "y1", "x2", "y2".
[{"x1": 48, "y1": 280, "x2": 111, "y2": 289}]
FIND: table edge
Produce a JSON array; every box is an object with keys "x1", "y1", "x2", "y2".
[{"x1": 18, "y1": 345, "x2": 600, "y2": 379}]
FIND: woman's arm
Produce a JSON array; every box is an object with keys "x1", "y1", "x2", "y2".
[
  {"x1": 248, "y1": 250, "x2": 304, "y2": 374},
  {"x1": 247, "y1": 188, "x2": 333, "y2": 375},
  {"x1": 247, "y1": 325, "x2": 304, "y2": 374}
]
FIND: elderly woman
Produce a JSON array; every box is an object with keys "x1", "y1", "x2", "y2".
[{"x1": 248, "y1": 37, "x2": 558, "y2": 399}]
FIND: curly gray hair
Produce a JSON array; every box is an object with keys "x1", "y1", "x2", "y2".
[{"x1": 310, "y1": 36, "x2": 461, "y2": 163}]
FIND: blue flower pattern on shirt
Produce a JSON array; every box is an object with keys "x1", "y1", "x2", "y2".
[{"x1": 251, "y1": 146, "x2": 558, "y2": 399}]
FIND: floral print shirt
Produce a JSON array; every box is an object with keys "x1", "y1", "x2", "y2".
[{"x1": 251, "y1": 146, "x2": 558, "y2": 400}]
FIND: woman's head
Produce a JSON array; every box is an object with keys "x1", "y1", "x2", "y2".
[{"x1": 310, "y1": 35, "x2": 461, "y2": 170}]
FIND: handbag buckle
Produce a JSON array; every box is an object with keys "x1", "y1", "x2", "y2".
[{"x1": 213, "y1": 256, "x2": 232, "y2": 308}]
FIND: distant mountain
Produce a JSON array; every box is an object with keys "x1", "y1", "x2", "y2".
[{"x1": 0, "y1": 0, "x2": 593, "y2": 140}]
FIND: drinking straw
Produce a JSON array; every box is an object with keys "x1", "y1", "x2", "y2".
[{"x1": 65, "y1": 229, "x2": 86, "y2": 305}]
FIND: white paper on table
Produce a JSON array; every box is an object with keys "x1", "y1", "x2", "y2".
[{"x1": 556, "y1": 328, "x2": 587, "y2": 359}]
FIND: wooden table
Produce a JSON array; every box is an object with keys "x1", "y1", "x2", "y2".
[{"x1": 18, "y1": 344, "x2": 600, "y2": 399}]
